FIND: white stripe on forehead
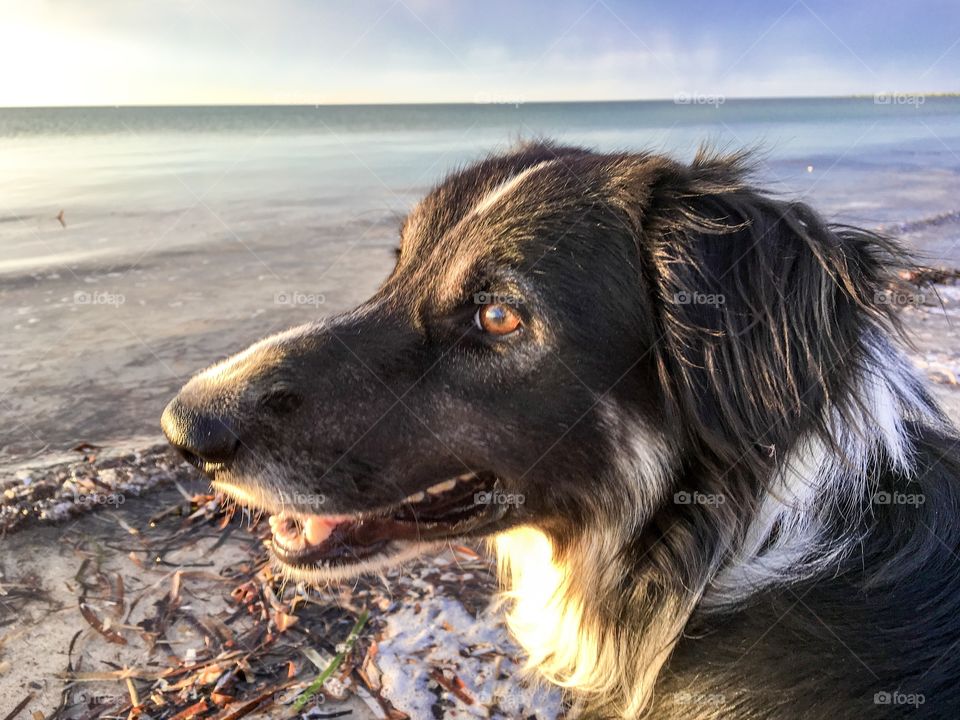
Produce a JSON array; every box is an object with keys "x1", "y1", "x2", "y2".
[{"x1": 471, "y1": 159, "x2": 558, "y2": 217}]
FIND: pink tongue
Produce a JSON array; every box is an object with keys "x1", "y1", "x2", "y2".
[{"x1": 302, "y1": 515, "x2": 339, "y2": 545}]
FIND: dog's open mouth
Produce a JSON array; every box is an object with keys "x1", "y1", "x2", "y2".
[{"x1": 217, "y1": 471, "x2": 504, "y2": 579}]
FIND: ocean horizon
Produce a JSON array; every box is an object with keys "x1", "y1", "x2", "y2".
[{"x1": 4, "y1": 92, "x2": 960, "y2": 108}]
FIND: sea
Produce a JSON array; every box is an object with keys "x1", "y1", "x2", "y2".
[{"x1": 2, "y1": 98, "x2": 960, "y2": 467}]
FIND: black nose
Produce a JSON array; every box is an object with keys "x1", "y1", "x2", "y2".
[{"x1": 161, "y1": 396, "x2": 239, "y2": 468}]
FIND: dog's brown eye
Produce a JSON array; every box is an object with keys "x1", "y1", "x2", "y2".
[{"x1": 475, "y1": 304, "x2": 522, "y2": 336}]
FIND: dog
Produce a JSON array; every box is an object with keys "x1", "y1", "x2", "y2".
[{"x1": 162, "y1": 142, "x2": 960, "y2": 719}]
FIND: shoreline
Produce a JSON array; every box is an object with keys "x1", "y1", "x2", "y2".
[{"x1": 0, "y1": 438, "x2": 188, "y2": 535}]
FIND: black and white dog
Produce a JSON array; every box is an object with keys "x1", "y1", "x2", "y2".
[{"x1": 162, "y1": 143, "x2": 960, "y2": 718}]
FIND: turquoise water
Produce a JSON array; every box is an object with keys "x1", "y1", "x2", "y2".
[{"x1": 1, "y1": 98, "x2": 960, "y2": 461}]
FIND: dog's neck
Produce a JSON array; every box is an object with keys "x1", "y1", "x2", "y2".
[
  {"x1": 495, "y1": 525, "x2": 700, "y2": 718},
  {"x1": 705, "y1": 333, "x2": 941, "y2": 607},
  {"x1": 492, "y1": 404, "x2": 705, "y2": 717},
  {"x1": 493, "y1": 333, "x2": 942, "y2": 717}
]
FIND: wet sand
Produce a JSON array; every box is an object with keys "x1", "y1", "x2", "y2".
[{"x1": 0, "y1": 216, "x2": 399, "y2": 469}]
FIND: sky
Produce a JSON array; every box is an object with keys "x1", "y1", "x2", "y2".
[{"x1": 0, "y1": 0, "x2": 957, "y2": 106}]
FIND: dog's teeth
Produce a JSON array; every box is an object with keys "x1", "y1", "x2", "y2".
[
  {"x1": 406, "y1": 491, "x2": 426, "y2": 504},
  {"x1": 457, "y1": 472, "x2": 476, "y2": 481},
  {"x1": 427, "y1": 478, "x2": 458, "y2": 495}
]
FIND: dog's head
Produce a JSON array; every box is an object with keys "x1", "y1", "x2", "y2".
[{"x1": 162, "y1": 142, "x2": 901, "y2": 583}]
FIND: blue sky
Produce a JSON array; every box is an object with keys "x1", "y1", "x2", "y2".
[{"x1": 1, "y1": 0, "x2": 957, "y2": 106}]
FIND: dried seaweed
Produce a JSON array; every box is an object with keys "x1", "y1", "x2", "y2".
[
  {"x1": 48, "y1": 490, "x2": 377, "y2": 718},
  {"x1": 1, "y1": 443, "x2": 191, "y2": 534},
  {"x1": 5, "y1": 449, "x2": 544, "y2": 719}
]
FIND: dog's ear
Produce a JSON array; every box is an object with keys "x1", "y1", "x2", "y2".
[{"x1": 612, "y1": 150, "x2": 906, "y2": 476}]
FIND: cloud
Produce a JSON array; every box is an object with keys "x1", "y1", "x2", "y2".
[{"x1": 0, "y1": 0, "x2": 955, "y2": 106}]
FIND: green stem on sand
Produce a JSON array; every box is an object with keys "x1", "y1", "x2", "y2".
[{"x1": 292, "y1": 609, "x2": 370, "y2": 713}]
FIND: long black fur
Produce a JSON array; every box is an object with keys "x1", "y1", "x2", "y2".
[{"x1": 163, "y1": 142, "x2": 960, "y2": 719}]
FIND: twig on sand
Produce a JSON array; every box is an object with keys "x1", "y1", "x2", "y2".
[
  {"x1": 1, "y1": 693, "x2": 34, "y2": 720},
  {"x1": 292, "y1": 609, "x2": 370, "y2": 713}
]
